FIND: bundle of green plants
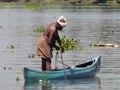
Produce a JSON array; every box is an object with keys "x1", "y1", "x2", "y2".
[{"x1": 60, "y1": 36, "x2": 83, "y2": 51}]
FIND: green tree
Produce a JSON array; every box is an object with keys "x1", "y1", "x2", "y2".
[{"x1": 95, "y1": 0, "x2": 107, "y2": 3}]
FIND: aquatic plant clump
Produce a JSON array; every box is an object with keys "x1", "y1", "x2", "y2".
[
  {"x1": 60, "y1": 36, "x2": 83, "y2": 51},
  {"x1": 33, "y1": 26, "x2": 45, "y2": 33},
  {"x1": 39, "y1": 79, "x2": 51, "y2": 87},
  {"x1": 7, "y1": 45, "x2": 15, "y2": 49},
  {"x1": 26, "y1": 2, "x2": 43, "y2": 9},
  {"x1": 28, "y1": 53, "x2": 36, "y2": 58},
  {"x1": 90, "y1": 41, "x2": 99, "y2": 47}
]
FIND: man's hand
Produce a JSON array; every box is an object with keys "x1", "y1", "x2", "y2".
[
  {"x1": 54, "y1": 45, "x2": 60, "y2": 50},
  {"x1": 61, "y1": 47, "x2": 64, "y2": 53},
  {"x1": 54, "y1": 45, "x2": 64, "y2": 53}
]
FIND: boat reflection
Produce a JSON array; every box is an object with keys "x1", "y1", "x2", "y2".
[{"x1": 23, "y1": 76, "x2": 101, "y2": 90}]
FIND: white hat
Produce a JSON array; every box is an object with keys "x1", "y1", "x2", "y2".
[{"x1": 57, "y1": 16, "x2": 67, "y2": 28}]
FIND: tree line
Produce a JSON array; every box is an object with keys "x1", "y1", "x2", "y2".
[{"x1": 0, "y1": 0, "x2": 120, "y2": 4}]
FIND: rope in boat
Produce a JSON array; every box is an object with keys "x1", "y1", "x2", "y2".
[
  {"x1": 55, "y1": 50, "x2": 66, "y2": 81},
  {"x1": 60, "y1": 51, "x2": 66, "y2": 81},
  {"x1": 55, "y1": 51, "x2": 59, "y2": 70}
]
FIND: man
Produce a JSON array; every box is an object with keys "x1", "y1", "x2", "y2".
[{"x1": 37, "y1": 16, "x2": 67, "y2": 71}]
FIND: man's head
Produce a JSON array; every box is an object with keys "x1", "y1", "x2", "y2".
[{"x1": 57, "y1": 16, "x2": 67, "y2": 30}]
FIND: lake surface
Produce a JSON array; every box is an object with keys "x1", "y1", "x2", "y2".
[{"x1": 0, "y1": 9, "x2": 120, "y2": 90}]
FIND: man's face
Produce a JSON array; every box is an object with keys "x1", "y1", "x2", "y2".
[
  {"x1": 56, "y1": 23, "x2": 63, "y2": 31},
  {"x1": 58, "y1": 24, "x2": 63, "y2": 30}
]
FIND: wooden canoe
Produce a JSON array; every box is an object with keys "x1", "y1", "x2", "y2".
[{"x1": 22, "y1": 56, "x2": 101, "y2": 82}]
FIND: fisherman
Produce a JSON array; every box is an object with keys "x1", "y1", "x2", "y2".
[{"x1": 37, "y1": 16, "x2": 67, "y2": 71}]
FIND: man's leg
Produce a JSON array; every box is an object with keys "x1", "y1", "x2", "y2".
[
  {"x1": 41, "y1": 58, "x2": 46, "y2": 71},
  {"x1": 46, "y1": 59, "x2": 51, "y2": 71}
]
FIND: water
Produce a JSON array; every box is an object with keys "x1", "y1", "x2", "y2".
[{"x1": 0, "y1": 9, "x2": 120, "y2": 90}]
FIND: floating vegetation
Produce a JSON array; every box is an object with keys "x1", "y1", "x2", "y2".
[
  {"x1": 26, "y1": 2, "x2": 43, "y2": 9},
  {"x1": 39, "y1": 74, "x2": 51, "y2": 86},
  {"x1": 0, "y1": 26, "x2": 2, "y2": 28},
  {"x1": 16, "y1": 76, "x2": 20, "y2": 81},
  {"x1": 98, "y1": 31, "x2": 113, "y2": 36},
  {"x1": 28, "y1": 53, "x2": 36, "y2": 58},
  {"x1": 33, "y1": 26, "x2": 63, "y2": 33},
  {"x1": 90, "y1": 41, "x2": 99, "y2": 47},
  {"x1": 7, "y1": 45, "x2": 15, "y2": 49},
  {"x1": 39, "y1": 79, "x2": 51, "y2": 87},
  {"x1": 60, "y1": 36, "x2": 83, "y2": 51},
  {"x1": 3, "y1": 67, "x2": 12, "y2": 70},
  {"x1": 33, "y1": 26, "x2": 45, "y2": 33}
]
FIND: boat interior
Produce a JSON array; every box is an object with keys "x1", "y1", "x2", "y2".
[
  {"x1": 75, "y1": 59, "x2": 95, "y2": 68},
  {"x1": 52, "y1": 59, "x2": 95, "y2": 71}
]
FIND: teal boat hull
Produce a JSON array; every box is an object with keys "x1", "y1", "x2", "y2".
[{"x1": 23, "y1": 56, "x2": 101, "y2": 82}]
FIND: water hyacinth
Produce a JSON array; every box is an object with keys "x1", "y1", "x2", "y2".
[
  {"x1": 60, "y1": 36, "x2": 83, "y2": 51},
  {"x1": 39, "y1": 79, "x2": 51, "y2": 87},
  {"x1": 26, "y1": 2, "x2": 43, "y2": 9},
  {"x1": 33, "y1": 26, "x2": 45, "y2": 33},
  {"x1": 61, "y1": 36, "x2": 77, "y2": 50},
  {"x1": 28, "y1": 53, "x2": 36, "y2": 58},
  {"x1": 7, "y1": 45, "x2": 15, "y2": 49},
  {"x1": 39, "y1": 75, "x2": 51, "y2": 87}
]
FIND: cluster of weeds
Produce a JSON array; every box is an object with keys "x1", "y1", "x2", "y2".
[
  {"x1": 60, "y1": 36, "x2": 83, "y2": 51},
  {"x1": 28, "y1": 53, "x2": 36, "y2": 58},
  {"x1": 39, "y1": 79, "x2": 51, "y2": 87},
  {"x1": 33, "y1": 26, "x2": 45, "y2": 33},
  {"x1": 98, "y1": 31, "x2": 113, "y2": 36},
  {"x1": 7, "y1": 45, "x2": 15, "y2": 49},
  {"x1": 26, "y1": 2, "x2": 43, "y2": 9},
  {"x1": 90, "y1": 41, "x2": 100, "y2": 47}
]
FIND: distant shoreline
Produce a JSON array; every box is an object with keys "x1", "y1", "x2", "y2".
[{"x1": 1, "y1": 2, "x2": 120, "y2": 9}]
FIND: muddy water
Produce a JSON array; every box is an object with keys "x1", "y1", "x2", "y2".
[{"x1": 0, "y1": 9, "x2": 120, "y2": 90}]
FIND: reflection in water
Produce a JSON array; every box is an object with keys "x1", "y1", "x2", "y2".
[{"x1": 23, "y1": 76, "x2": 101, "y2": 90}]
